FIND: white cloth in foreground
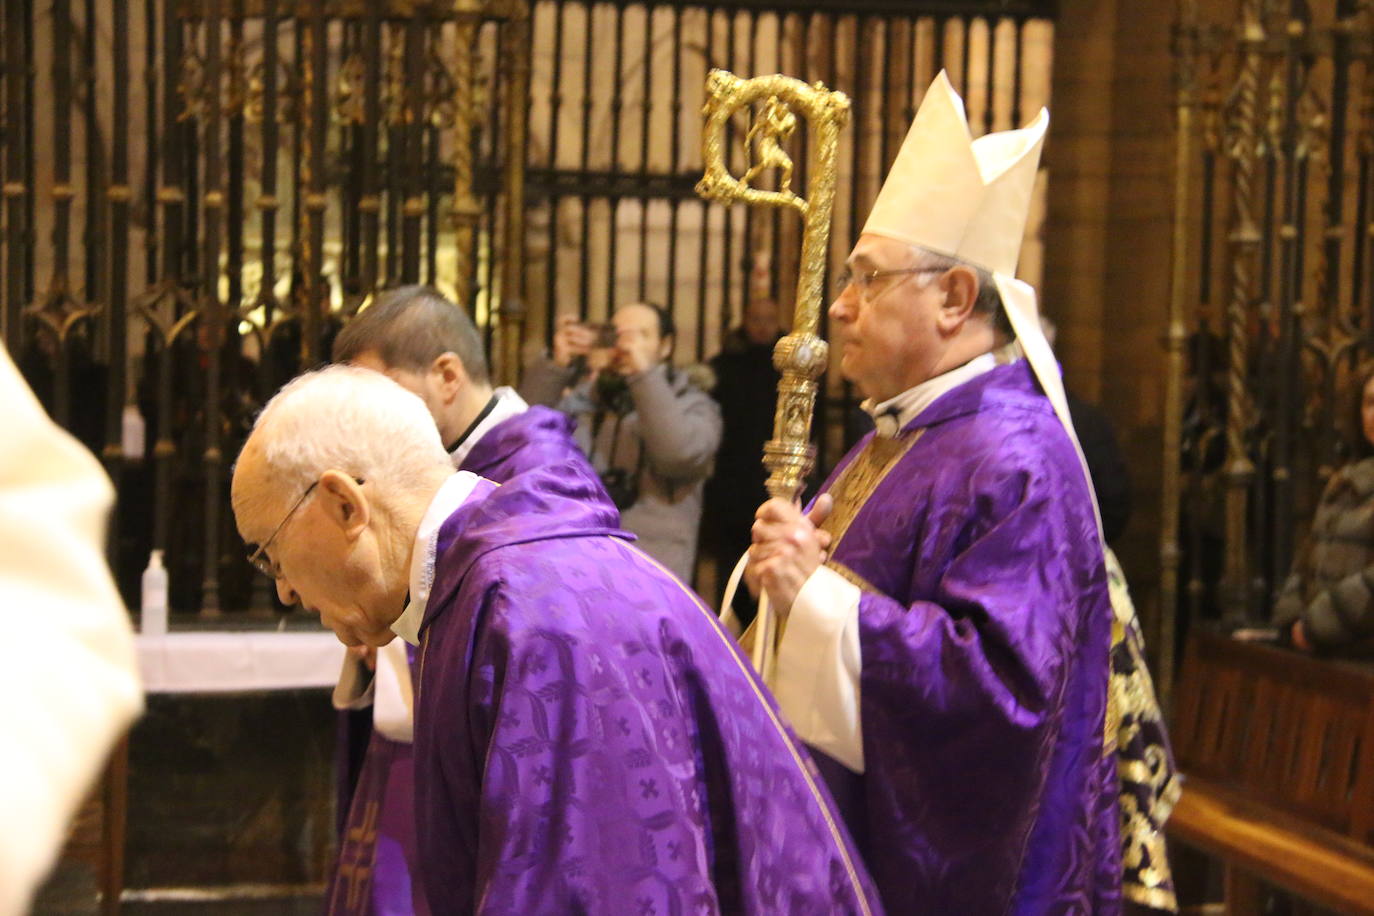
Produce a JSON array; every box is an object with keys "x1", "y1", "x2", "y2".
[{"x1": 0, "y1": 343, "x2": 143, "y2": 916}]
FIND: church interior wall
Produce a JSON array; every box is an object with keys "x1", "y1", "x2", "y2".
[{"x1": 1045, "y1": 0, "x2": 1180, "y2": 656}]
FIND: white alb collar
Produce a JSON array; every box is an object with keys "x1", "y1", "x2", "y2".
[
  {"x1": 391, "y1": 470, "x2": 484, "y2": 645},
  {"x1": 447, "y1": 387, "x2": 529, "y2": 468},
  {"x1": 862, "y1": 342, "x2": 1020, "y2": 438}
]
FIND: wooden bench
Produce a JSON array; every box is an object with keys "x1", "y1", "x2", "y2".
[{"x1": 1168, "y1": 632, "x2": 1374, "y2": 914}]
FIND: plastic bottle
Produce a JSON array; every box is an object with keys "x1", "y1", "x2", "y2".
[
  {"x1": 141, "y1": 549, "x2": 168, "y2": 635},
  {"x1": 121, "y1": 403, "x2": 146, "y2": 462}
]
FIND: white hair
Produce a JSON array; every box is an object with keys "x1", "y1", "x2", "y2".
[{"x1": 246, "y1": 364, "x2": 450, "y2": 505}]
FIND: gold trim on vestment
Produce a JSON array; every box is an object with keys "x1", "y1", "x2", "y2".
[
  {"x1": 825, "y1": 559, "x2": 881, "y2": 596},
  {"x1": 819, "y1": 430, "x2": 925, "y2": 550},
  {"x1": 1105, "y1": 551, "x2": 1181, "y2": 912}
]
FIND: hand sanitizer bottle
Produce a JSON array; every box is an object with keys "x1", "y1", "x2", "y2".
[
  {"x1": 141, "y1": 549, "x2": 168, "y2": 635},
  {"x1": 121, "y1": 403, "x2": 146, "y2": 462}
]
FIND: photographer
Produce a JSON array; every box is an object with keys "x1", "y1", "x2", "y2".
[{"x1": 521, "y1": 303, "x2": 722, "y2": 583}]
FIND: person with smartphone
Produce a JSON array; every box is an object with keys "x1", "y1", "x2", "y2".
[{"x1": 521, "y1": 303, "x2": 722, "y2": 585}]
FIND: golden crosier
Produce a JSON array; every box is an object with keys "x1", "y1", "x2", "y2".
[{"x1": 696, "y1": 70, "x2": 850, "y2": 503}]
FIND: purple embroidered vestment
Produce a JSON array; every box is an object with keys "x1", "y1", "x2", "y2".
[
  {"x1": 326, "y1": 407, "x2": 612, "y2": 914},
  {"x1": 812, "y1": 361, "x2": 1122, "y2": 914},
  {"x1": 412, "y1": 463, "x2": 881, "y2": 914}
]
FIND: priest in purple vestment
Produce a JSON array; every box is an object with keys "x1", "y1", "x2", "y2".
[
  {"x1": 742, "y1": 72, "x2": 1125, "y2": 913},
  {"x1": 321, "y1": 286, "x2": 615, "y2": 914},
  {"x1": 231, "y1": 365, "x2": 882, "y2": 915}
]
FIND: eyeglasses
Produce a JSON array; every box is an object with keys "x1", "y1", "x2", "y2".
[
  {"x1": 833, "y1": 266, "x2": 945, "y2": 299},
  {"x1": 246, "y1": 476, "x2": 365, "y2": 579}
]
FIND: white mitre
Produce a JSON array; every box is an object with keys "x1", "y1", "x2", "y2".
[
  {"x1": 864, "y1": 71, "x2": 1102, "y2": 539},
  {"x1": 862, "y1": 70, "x2": 1045, "y2": 276}
]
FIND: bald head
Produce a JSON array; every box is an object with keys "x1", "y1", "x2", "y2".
[
  {"x1": 233, "y1": 366, "x2": 454, "y2": 646},
  {"x1": 743, "y1": 299, "x2": 783, "y2": 347}
]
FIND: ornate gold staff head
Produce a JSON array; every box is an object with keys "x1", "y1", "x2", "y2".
[{"x1": 696, "y1": 70, "x2": 850, "y2": 502}]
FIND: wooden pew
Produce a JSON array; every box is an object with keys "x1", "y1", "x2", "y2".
[{"x1": 1168, "y1": 631, "x2": 1374, "y2": 914}]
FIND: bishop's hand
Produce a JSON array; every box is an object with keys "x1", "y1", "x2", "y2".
[{"x1": 748, "y1": 494, "x2": 834, "y2": 616}]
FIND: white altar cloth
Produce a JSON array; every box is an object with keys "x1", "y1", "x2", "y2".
[{"x1": 136, "y1": 631, "x2": 346, "y2": 694}]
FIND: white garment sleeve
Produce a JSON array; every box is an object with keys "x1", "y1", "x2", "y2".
[
  {"x1": 772, "y1": 565, "x2": 864, "y2": 773},
  {"x1": 331, "y1": 655, "x2": 377, "y2": 711},
  {"x1": 0, "y1": 345, "x2": 144, "y2": 916},
  {"x1": 370, "y1": 639, "x2": 415, "y2": 743},
  {"x1": 331, "y1": 641, "x2": 415, "y2": 743}
]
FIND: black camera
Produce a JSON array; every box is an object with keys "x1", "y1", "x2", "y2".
[
  {"x1": 591, "y1": 321, "x2": 617, "y2": 349},
  {"x1": 598, "y1": 467, "x2": 640, "y2": 511}
]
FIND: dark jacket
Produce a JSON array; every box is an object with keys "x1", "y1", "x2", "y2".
[
  {"x1": 1273, "y1": 456, "x2": 1374, "y2": 649},
  {"x1": 520, "y1": 358, "x2": 722, "y2": 582},
  {"x1": 703, "y1": 333, "x2": 780, "y2": 560}
]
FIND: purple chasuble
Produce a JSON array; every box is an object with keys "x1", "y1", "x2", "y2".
[
  {"x1": 327, "y1": 406, "x2": 611, "y2": 915},
  {"x1": 812, "y1": 361, "x2": 1121, "y2": 914},
  {"x1": 462, "y1": 406, "x2": 612, "y2": 499},
  {"x1": 412, "y1": 461, "x2": 882, "y2": 914}
]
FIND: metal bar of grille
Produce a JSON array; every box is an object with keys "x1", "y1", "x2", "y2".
[
  {"x1": 305, "y1": 0, "x2": 327, "y2": 362},
  {"x1": 638, "y1": 4, "x2": 653, "y2": 304},
  {"x1": 666, "y1": 5, "x2": 683, "y2": 322},
  {"x1": 227, "y1": 2, "x2": 246, "y2": 313},
  {"x1": 339, "y1": 21, "x2": 362, "y2": 298},
  {"x1": 22, "y1": 0, "x2": 35, "y2": 307},
  {"x1": 384, "y1": 22, "x2": 401, "y2": 286},
  {"x1": 360, "y1": 2, "x2": 380, "y2": 297},
  {"x1": 578, "y1": 2, "x2": 593, "y2": 321},
  {"x1": 719, "y1": 7, "x2": 735, "y2": 338},
  {"x1": 544, "y1": 0, "x2": 564, "y2": 348},
  {"x1": 46, "y1": 0, "x2": 75, "y2": 428},
  {"x1": 200, "y1": 0, "x2": 226, "y2": 615},
  {"x1": 260, "y1": 0, "x2": 281, "y2": 323},
  {"x1": 400, "y1": 17, "x2": 424, "y2": 283},
  {"x1": 144, "y1": 0, "x2": 159, "y2": 289},
  {"x1": 83, "y1": 0, "x2": 104, "y2": 318},
  {"x1": 3, "y1": 2, "x2": 28, "y2": 348},
  {"x1": 607, "y1": 3, "x2": 625, "y2": 311},
  {"x1": 105, "y1": 0, "x2": 131, "y2": 479},
  {"x1": 742, "y1": 8, "x2": 756, "y2": 301}
]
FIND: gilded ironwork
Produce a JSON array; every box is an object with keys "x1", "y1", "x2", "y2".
[
  {"x1": 497, "y1": 5, "x2": 531, "y2": 385},
  {"x1": 697, "y1": 69, "x2": 850, "y2": 503},
  {"x1": 1161, "y1": 0, "x2": 1202, "y2": 714},
  {"x1": 1169, "y1": 0, "x2": 1374, "y2": 645},
  {"x1": 450, "y1": 0, "x2": 482, "y2": 310},
  {"x1": 1219, "y1": 0, "x2": 1264, "y2": 622},
  {"x1": 3, "y1": 0, "x2": 1043, "y2": 631},
  {"x1": 336, "y1": 51, "x2": 367, "y2": 125}
]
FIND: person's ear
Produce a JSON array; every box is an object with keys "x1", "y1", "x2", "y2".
[
  {"x1": 657, "y1": 333, "x2": 674, "y2": 362},
  {"x1": 935, "y1": 266, "x2": 980, "y2": 335},
  {"x1": 317, "y1": 471, "x2": 370, "y2": 540},
  {"x1": 428, "y1": 352, "x2": 469, "y2": 404}
]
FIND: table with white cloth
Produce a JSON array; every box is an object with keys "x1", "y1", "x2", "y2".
[{"x1": 135, "y1": 629, "x2": 346, "y2": 694}]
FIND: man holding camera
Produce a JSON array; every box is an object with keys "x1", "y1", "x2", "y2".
[{"x1": 521, "y1": 302, "x2": 722, "y2": 584}]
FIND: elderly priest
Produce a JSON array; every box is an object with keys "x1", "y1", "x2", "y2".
[
  {"x1": 231, "y1": 365, "x2": 881, "y2": 915},
  {"x1": 746, "y1": 72, "x2": 1123, "y2": 913}
]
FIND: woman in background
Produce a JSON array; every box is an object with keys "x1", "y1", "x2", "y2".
[{"x1": 1275, "y1": 361, "x2": 1374, "y2": 653}]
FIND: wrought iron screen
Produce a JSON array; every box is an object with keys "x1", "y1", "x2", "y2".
[
  {"x1": 0, "y1": 0, "x2": 530, "y2": 615},
  {"x1": 521, "y1": 0, "x2": 1058, "y2": 474},
  {"x1": 0, "y1": 0, "x2": 1055, "y2": 618},
  {"x1": 1163, "y1": 0, "x2": 1374, "y2": 687}
]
